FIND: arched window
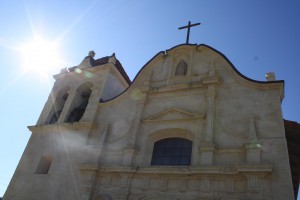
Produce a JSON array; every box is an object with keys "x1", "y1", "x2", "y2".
[
  {"x1": 48, "y1": 86, "x2": 70, "y2": 124},
  {"x1": 67, "y1": 84, "x2": 92, "y2": 123},
  {"x1": 151, "y1": 138, "x2": 192, "y2": 166},
  {"x1": 175, "y1": 61, "x2": 188, "y2": 76},
  {"x1": 49, "y1": 111, "x2": 62, "y2": 124}
]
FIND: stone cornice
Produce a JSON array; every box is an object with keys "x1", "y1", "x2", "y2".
[
  {"x1": 149, "y1": 75, "x2": 221, "y2": 93},
  {"x1": 28, "y1": 122, "x2": 93, "y2": 133},
  {"x1": 79, "y1": 164, "x2": 272, "y2": 175},
  {"x1": 142, "y1": 117, "x2": 203, "y2": 123}
]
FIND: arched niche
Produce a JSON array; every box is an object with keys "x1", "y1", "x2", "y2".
[
  {"x1": 47, "y1": 86, "x2": 70, "y2": 124},
  {"x1": 175, "y1": 60, "x2": 188, "y2": 76},
  {"x1": 66, "y1": 82, "x2": 93, "y2": 123}
]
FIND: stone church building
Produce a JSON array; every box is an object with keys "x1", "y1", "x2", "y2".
[{"x1": 4, "y1": 44, "x2": 299, "y2": 200}]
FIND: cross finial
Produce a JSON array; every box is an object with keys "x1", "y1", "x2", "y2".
[{"x1": 178, "y1": 21, "x2": 201, "y2": 44}]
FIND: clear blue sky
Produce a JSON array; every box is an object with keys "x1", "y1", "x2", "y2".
[{"x1": 1, "y1": 0, "x2": 300, "y2": 197}]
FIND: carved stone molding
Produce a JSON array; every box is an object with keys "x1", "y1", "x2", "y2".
[
  {"x1": 142, "y1": 108, "x2": 205, "y2": 123},
  {"x1": 28, "y1": 121, "x2": 93, "y2": 133}
]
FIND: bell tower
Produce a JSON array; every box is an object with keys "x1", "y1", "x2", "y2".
[
  {"x1": 37, "y1": 51, "x2": 130, "y2": 125},
  {"x1": 4, "y1": 51, "x2": 130, "y2": 200}
]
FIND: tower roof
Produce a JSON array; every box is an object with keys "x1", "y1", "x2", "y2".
[{"x1": 67, "y1": 53, "x2": 131, "y2": 85}]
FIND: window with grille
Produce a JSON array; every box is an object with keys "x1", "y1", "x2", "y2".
[{"x1": 151, "y1": 138, "x2": 192, "y2": 166}]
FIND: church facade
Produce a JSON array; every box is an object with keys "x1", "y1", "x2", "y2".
[{"x1": 4, "y1": 44, "x2": 295, "y2": 200}]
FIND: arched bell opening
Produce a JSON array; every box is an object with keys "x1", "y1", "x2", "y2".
[
  {"x1": 66, "y1": 82, "x2": 93, "y2": 123},
  {"x1": 47, "y1": 86, "x2": 70, "y2": 124}
]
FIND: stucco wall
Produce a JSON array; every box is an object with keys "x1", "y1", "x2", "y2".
[{"x1": 4, "y1": 44, "x2": 294, "y2": 200}]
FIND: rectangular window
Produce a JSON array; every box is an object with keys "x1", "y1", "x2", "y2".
[{"x1": 35, "y1": 155, "x2": 53, "y2": 174}]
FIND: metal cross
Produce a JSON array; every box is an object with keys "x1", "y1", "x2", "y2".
[{"x1": 178, "y1": 21, "x2": 201, "y2": 44}]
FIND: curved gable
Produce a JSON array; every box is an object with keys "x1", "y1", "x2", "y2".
[
  {"x1": 197, "y1": 44, "x2": 284, "y2": 84},
  {"x1": 101, "y1": 44, "x2": 284, "y2": 104}
]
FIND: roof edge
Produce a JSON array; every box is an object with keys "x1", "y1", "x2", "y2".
[
  {"x1": 197, "y1": 44, "x2": 284, "y2": 85},
  {"x1": 101, "y1": 43, "x2": 285, "y2": 103}
]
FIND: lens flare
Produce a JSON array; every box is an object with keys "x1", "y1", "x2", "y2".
[
  {"x1": 130, "y1": 89, "x2": 142, "y2": 100},
  {"x1": 20, "y1": 36, "x2": 62, "y2": 76},
  {"x1": 75, "y1": 68, "x2": 82, "y2": 74},
  {"x1": 84, "y1": 71, "x2": 93, "y2": 78}
]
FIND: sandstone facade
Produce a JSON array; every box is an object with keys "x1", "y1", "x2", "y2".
[{"x1": 4, "y1": 44, "x2": 294, "y2": 200}]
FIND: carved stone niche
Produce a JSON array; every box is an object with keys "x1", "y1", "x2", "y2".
[
  {"x1": 168, "y1": 49, "x2": 191, "y2": 79},
  {"x1": 175, "y1": 61, "x2": 188, "y2": 76}
]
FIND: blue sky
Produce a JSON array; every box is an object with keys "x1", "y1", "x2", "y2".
[{"x1": 1, "y1": 0, "x2": 300, "y2": 197}]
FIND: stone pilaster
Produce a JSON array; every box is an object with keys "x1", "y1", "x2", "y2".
[
  {"x1": 199, "y1": 144, "x2": 215, "y2": 165},
  {"x1": 122, "y1": 148, "x2": 137, "y2": 166},
  {"x1": 87, "y1": 125, "x2": 110, "y2": 200},
  {"x1": 200, "y1": 83, "x2": 216, "y2": 165},
  {"x1": 205, "y1": 85, "x2": 215, "y2": 143},
  {"x1": 58, "y1": 90, "x2": 79, "y2": 123},
  {"x1": 129, "y1": 95, "x2": 146, "y2": 145},
  {"x1": 122, "y1": 93, "x2": 147, "y2": 166},
  {"x1": 81, "y1": 85, "x2": 103, "y2": 122},
  {"x1": 245, "y1": 115, "x2": 261, "y2": 164},
  {"x1": 36, "y1": 92, "x2": 56, "y2": 125}
]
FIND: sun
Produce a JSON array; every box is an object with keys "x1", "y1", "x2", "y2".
[{"x1": 20, "y1": 36, "x2": 62, "y2": 77}]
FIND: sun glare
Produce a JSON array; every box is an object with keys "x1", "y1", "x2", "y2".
[{"x1": 21, "y1": 37, "x2": 62, "y2": 77}]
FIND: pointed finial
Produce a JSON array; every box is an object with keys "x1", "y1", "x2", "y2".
[
  {"x1": 108, "y1": 53, "x2": 117, "y2": 64},
  {"x1": 266, "y1": 72, "x2": 276, "y2": 81}
]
